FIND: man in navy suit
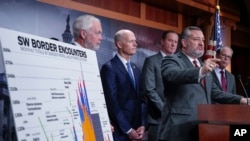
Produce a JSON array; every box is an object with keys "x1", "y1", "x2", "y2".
[{"x1": 101, "y1": 29, "x2": 147, "y2": 141}]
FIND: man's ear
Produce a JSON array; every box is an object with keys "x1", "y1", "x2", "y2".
[
  {"x1": 181, "y1": 39, "x2": 187, "y2": 49},
  {"x1": 116, "y1": 41, "x2": 123, "y2": 49},
  {"x1": 160, "y1": 39, "x2": 164, "y2": 46},
  {"x1": 80, "y1": 29, "x2": 87, "y2": 39}
]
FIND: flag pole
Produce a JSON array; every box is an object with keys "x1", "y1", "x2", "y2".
[
  {"x1": 204, "y1": 0, "x2": 221, "y2": 60},
  {"x1": 213, "y1": 0, "x2": 220, "y2": 58}
]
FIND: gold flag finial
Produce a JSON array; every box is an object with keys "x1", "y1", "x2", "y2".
[
  {"x1": 216, "y1": 0, "x2": 220, "y2": 10},
  {"x1": 216, "y1": 5, "x2": 220, "y2": 10}
]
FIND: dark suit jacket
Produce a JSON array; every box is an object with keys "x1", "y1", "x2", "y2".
[
  {"x1": 100, "y1": 55, "x2": 147, "y2": 141},
  {"x1": 211, "y1": 70, "x2": 236, "y2": 94},
  {"x1": 142, "y1": 52, "x2": 169, "y2": 140},
  {"x1": 161, "y1": 51, "x2": 242, "y2": 141},
  {"x1": 142, "y1": 52, "x2": 166, "y2": 123}
]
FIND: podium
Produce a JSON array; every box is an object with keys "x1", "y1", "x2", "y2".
[{"x1": 198, "y1": 104, "x2": 250, "y2": 141}]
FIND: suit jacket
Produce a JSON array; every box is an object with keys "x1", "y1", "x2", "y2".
[
  {"x1": 161, "y1": 51, "x2": 242, "y2": 141},
  {"x1": 142, "y1": 52, "x2": 166, "y2": 124},
  {"x1": 142, "y1": 52, "x2": 169, "y2": 140},
  {"x1": 211, "y1": 70, "x2": 236, "y2": 94},
  {"x1": 100, "y1": 55, "x2": 147, "y2": 141}
]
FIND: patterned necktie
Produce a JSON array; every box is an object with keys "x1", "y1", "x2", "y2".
[
  {"x1": 126, "y1": 62, "x2": 136, "y2": 89},
  {"x1": 220, "y1": 70, "x2": 227, "y2": 91}
]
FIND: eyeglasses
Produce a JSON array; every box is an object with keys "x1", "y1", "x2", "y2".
[
  {"x1": 84, "y1": 29, "x2": 102, "y2": 37},
  {"x1": 220, "y1": 53, "x2": 232, "y2": 59}
]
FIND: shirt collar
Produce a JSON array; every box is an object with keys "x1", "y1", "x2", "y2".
[
  {"x1": 182, "y1": 51, "x2": 200, "y2": 66},
  {"x1": 117, "y1": 53, "x2": 130, "y2": 67}
]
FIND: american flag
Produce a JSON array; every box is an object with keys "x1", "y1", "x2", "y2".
[
  {"x1": 214, "y1": 6, "x2": 222, "y2": 51},
  {"x1": 204, "y1": 5, "x2": 222, "y2": 60}
]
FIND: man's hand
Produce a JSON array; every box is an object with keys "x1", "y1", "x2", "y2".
[
  {"x1": 110, "y1": 124, "x2": 114, "y2": 133},
  {"x1": 201, "y1": 58, "x2": 221, "y2": 75},
  {"x1": 240, "y1": 98, "x2": 250, "y2": 105},
  {"x1": 128, "y1": 129, "x2": 142, "y2": 140},
  {"x1": 136, "y1": 126, "x2": 145, "y2": 139}
]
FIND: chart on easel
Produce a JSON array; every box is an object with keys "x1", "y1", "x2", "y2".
[{"x1": 0, "y1": 27, "x2": 113, "y2": 141}]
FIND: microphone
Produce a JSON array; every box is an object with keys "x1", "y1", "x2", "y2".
[{"x1": 238, "y1": 74, "x2": 249, "y2": 105}]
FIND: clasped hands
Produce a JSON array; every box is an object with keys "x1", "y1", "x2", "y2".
[{"x1": 128, "y1": 126, "x2": 145, "y2": 141}]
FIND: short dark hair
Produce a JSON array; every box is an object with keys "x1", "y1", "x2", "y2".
[
  {"x1": 181, "y1": 26, "x2": 202, "y2": 40},
  {"x1": 161, "y1": 30, "x2": 178, "y2": 40}
]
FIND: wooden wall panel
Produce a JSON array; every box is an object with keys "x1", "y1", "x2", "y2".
[
  {"x1": 39, "y1": 0, "x2": 181, "y2": 32},
  {"x1": 232, "y1": 30, "x2": 250, "y2": 48},
  {"x1": 72, "y1": 0, "x2": 140, "y2": 17},
  {"x1": 146, "y1": 5, "x2": 178, "y2": 26},
  {"x1": 193, "y1": 0, "x2": 216, "y2": 6},
  {"x1": 232, "y1": 47, "x2": 250, "y2": 95}
]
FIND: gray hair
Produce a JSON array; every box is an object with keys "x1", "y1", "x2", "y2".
[
  {"x1": 218, "y1": 46, "x2": 234, "y2": 55},
  {"x1": 181, "y1": 26, "x2": 202, "y2": 40},
  {"x1": 72, "y1": 14, "x2": 101, "y2": 39}
]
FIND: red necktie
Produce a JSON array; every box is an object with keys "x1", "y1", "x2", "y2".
[
  {"x1": 220, "y1": 70, "x2": 227, "y2": 91},
  {"x1": 193, "y1": 60, "x2": 199, "y2": 67},
  {"x1": 193, "y1": 60, "x2": 205, "y2": 87}
]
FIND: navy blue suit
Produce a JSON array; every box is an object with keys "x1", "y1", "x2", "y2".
[{"x1": 100, "y1": 55, "x2": 147, "y2": 141}]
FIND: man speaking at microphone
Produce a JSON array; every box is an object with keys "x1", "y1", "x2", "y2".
[{"x1": 161, "y1": 26, "x2": 250, "y2": 141}]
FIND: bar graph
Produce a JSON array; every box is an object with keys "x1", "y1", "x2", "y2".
[{"x1": 0, "y1": 27, "x2": 113, "y2": 141}]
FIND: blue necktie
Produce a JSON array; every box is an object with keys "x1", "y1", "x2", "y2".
[{"x1": 126, "y1": 62, "x2": 136, "y2": 89}]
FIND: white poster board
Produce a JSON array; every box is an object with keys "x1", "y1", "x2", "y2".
[{"x1": 0, "y1": 27, "x2": 113, "y2": 141}]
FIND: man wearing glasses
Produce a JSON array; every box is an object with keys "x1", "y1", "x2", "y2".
[{"x1": 211, "y1": 46, "x2": 236, "y2": 98}]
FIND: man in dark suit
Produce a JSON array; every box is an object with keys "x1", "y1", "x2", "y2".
[
  {"x1": 161, "y1": 26, "x2": 249, "y2": 141},
  {"x1": 141, "y1": 30, "x2": 179, "y2": 141},
  {"x1": 211, "y1": 46, "x2": 236, "y2": 95},
  {"x1": 100, "y1": 29, "x2": 147, "y2": 141}
]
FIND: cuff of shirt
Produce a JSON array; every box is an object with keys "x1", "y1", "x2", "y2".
[
  {"x1": 199, "y1": 68, "x2": 206, "y2": 81},
  {"x1": 126, "y1": 128, "x2": 132, "y2": 134}
]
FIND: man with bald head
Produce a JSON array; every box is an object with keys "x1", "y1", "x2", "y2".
[{"x1": 100, "y1": 29, "x2": 147, "y2": 141}]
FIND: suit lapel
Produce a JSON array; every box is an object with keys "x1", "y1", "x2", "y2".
[
  {"x1": 225, "y1": 71, "x2": 230, "y2": 92},
  {"x1": 112, "y1": 55, "x2": 127, "y2": 76},
  {"x1": 211, "y1": 71, "x2": 223, "y2": 90},
  {"x1": 178, "y1": 52, "x2": 194, "y2": 68}
]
